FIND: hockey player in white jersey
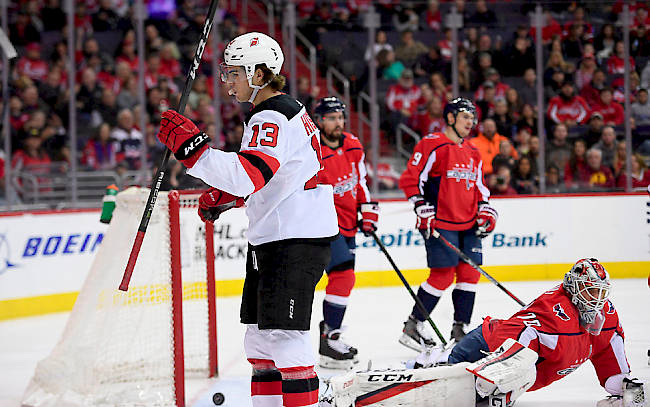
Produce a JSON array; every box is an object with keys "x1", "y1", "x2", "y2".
[{"x1": 156, "y1": 32, "x2": 339, "y2": 407}]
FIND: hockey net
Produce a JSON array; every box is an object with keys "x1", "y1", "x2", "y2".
[{"x1": 22, "y1": 188, "x2": 217, "y2": 407}]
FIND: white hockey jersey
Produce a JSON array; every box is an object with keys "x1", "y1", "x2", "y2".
[{"x1": 188, "y1": 94, "x2": 339, "y2": 246}]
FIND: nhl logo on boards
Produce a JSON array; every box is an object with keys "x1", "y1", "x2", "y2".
[{"x1": 250, "y1": 37, "x2": 259, "y2": 46}]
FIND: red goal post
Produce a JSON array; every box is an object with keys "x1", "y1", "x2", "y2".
[{"x1": 22, "y1": 188, "x2": 218, "y2": 407}]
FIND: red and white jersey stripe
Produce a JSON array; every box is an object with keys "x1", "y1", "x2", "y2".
[{"x1": 189, "y1": 94, "x2": 338, "y2": 245}]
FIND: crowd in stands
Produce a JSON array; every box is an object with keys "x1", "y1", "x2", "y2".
[
  {"x1": 300, "y1": 0, "x2": 650, "y2": 194},
  {"x1": 3, "y1": 0, "x2": 650, "y2": 206},
  {"x1": 0, "y1": 0, "x2": 248, "y2": 204}
]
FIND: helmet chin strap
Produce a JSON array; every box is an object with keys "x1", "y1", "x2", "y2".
[
  {"x1": 247, "y1": 77, "x2": 271, "y2": 103},
  {"x1": 448, "y1": 114, "x2": 464, "y2": 139}
]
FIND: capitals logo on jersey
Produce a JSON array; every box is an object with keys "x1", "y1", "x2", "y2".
[
  {"x1": 553, "y1": 303, "x2": 571, "y2": 321},
  {"x1": 333, "y1": 163, "x2": 359, "y2": 198},
  {"x1": 446, "y1": 158, "x2": 479, "y2": 190}
]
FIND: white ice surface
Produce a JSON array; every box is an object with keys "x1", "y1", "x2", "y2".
[{"x1": 1, "y1": 279, "x2": 648, "y2": 407}]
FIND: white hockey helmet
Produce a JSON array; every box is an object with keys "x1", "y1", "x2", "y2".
[
  {"x1": 563, "y1": 258, "x2": 611, "y2": 321},
  {"x1": 222, "y1": 32, "x2": 284, "y2": 82}
]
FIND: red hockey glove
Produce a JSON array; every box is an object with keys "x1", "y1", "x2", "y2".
[
  {"x1": 410, "y1": 195, "x2": 436, "y2": 239},
  {"x1": 198, "y1": 187, "x2": 245, "y2": 223},
  {"x1": 358, "y1": 201, "x2": 380, "y2": 236},
  {"x1": 157, "y1": 110, "x2": 211, "y2": 168},
  {"x1": 476, "y1": 202, "x2": 498, "y2": 239}
]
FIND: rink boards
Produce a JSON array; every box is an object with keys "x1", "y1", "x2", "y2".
[{"x1": 0, "y1": 193, "x2": 648, "y2": 320}]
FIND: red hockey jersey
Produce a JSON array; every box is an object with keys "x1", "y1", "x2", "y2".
[
  {"x1": 547, "y1": 95, "x2": 591, "y2": 124},
  {"x1": 319, "y1": 133, "x2": 371, "y2": 237},
  {"x1": 481, "y1": 285, "x2": 629, "y2": 392},
  {"x1": 399, "y1": 133, "x2": 490, "y2": 231},
  {"x1": 592, "y1": 101, "x2": 625, "y2": 125}
]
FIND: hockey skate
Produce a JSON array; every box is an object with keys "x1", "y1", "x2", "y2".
[
  {"x1": 399, "y1": 315, "x2": 436, "y2": 351},
  {"x1": 450, "y1": 321, "x2": 468, "y2": 343},
  {"x1": 319, "y1": 321, "x2": 356, "y2": 370}
]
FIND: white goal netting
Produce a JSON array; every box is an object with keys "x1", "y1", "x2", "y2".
[{"x1": 22, "y1": 188, "x2": 216, "y2": 407}]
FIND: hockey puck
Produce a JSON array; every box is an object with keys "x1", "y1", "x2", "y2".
[{"x1": 212, "y1": 392, "x2": 225, "y2": 405}]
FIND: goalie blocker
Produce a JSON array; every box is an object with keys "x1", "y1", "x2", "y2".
[{"x1": 323, "y1": 339, "x2": 536, "y2": 407}]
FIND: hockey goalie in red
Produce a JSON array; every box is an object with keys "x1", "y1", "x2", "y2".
[
  {"x1": 156, "y1": 32, "x2": 339, "y2": 407},
  {"x1": 447, "y1": 258, "x2": 648, "y2": 407},
  {"x1": 312, "y1": 96, "x2": 379, "y2": 370}
]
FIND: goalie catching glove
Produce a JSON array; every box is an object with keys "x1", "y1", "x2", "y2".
[
  {"x1": 156, "y1": 110, "x2": 211, "y2": 168},
  {"x1": 475, "y1": 202, "x2": 498, "y2": 238},
  {"x1": 198, "y1": 188, "x2": 245, "y2": 223},
  {"x1": 358, "y1": 201, "x2": 380, "y2": 236},
  {"x1": 410, "y1": 195, "x2": 436, "y2": 239}
]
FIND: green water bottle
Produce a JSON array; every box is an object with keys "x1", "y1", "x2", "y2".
[{"x1": 100, "y1": 184, "x2": 119, "y2": 224}]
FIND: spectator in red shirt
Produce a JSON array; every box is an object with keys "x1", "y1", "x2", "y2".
[
  {"x1": 115, "y1": 40, "x2": 140, "y2": 72},
  {"x1": 616, "y1": 153, "x2": 650, "y2": 189},
  {"x1": 580, "y1": 69, "x2": 607, "y2": 108},
  {"x1": 81, "y1": 123, "x2": 117, "y2": 171},
  {"x1": 530, "y1": 10, "x2": 562, "y2": 45},
  {"x1": 632, "y1": 7, "x2": 650, "y2": 33},
  {"x1": 411, "y1": 95, "x2": 446, "y2": 136},
  {"x1": 562, "y1": 6, "x2": 593, "y2": 40},
  {"x1": 474, "y1": 68, "x2": 509, "y2": 101},
  {"x1": 385, "y1": 69, "x2": 425, "y2": 136},
  {"x1": 591, "y1": 88, "x2": 624, "y2": 126},
  {"x1": 547, "y1": 79, "x2": 591, "y2": 127},
  {"x1": 606, "y1": 41, "x2": 635, "y2": 75},
  {"x1": 563, "y1": 139, "x2": 587, "y2": 187},
  {"x1": 15, "y1": 43, "x2": 48, "y2": 83},
  {"x1": 11, "y1": 131, "x2": 52, "y2": 197},
  {"x1": 159, "y1": 42, "x2": 181, "y2": 79},
  {"x1": 583, "y1": 148, "x2": 616, "y2": 189},
  {"x1": 422, "y1": 0, "x2": 442, "y2": 31},
  {"x1": 8, "y1": 96, "x2": 30, "y2": 135}
]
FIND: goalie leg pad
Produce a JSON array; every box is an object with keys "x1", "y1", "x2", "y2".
[
  {"x1": 328, "y1": 363, "x2": 476, "y2": 407},
  {"x1": 466, "y1": 338, "x2": 538, "y2": 404}
]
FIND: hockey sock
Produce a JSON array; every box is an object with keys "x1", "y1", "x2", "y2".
[
  {"x1": 452, "y1": 288, "x2": 476, "y2": 324},
  {"x1": 411, "y1": 286, "x2": 441, "y2": 321},
  {"x1": 279, "y1": 366, "x2": 319, "y2": 407},
  {"x1": 323, "y1": 300, "x2": 347, "y2": 330},
  {"x1": 249, "y1": 359, "x2": 283, "y2": 407}
]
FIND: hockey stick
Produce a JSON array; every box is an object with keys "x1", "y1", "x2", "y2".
[
  {"x1": 369, "y1": 231, "x2": 447, "y2": 347},
  {"x1": 431, "y1": 229, "x2": 526, "y2": 307},
  {"x1": 119, "y1": 0, "x2": 219, "y2": 291},
  {"x1": 0, "y1": 28, "x2": 17, "y2": 136}
]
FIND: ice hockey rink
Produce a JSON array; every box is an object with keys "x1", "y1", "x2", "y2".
[{"x1": 1, "y1": 278, "x2": 648, "y2": 407}]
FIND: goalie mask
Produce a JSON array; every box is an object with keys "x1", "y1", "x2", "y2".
[
  {"x1": 221, "y1": 32, "x2": 284, "y2": 102},
  {"x1": 563, "y1": 258, "x2": 611, "y2": 335}
]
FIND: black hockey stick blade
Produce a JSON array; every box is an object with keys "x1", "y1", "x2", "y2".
[
  {"x1": 431, "y1": 229, "x2": 526, "y2": 306},
  {"x1": 120, "y1": 0, "x2": 220, "y2": 291},
  {"x1": 370, "y1": 231, "x2": 447, "y2": 346}
]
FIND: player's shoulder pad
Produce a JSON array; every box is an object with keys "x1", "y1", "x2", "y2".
[
  {"x1": 245, "y1": 94, "x2": 303, "y2": 126},
  {"x1": 342, "y1": 132, "x2": 363, "y2": 148},
  {"x1": 463, "y1": 138, "x2": 480, "y2": 151}
]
